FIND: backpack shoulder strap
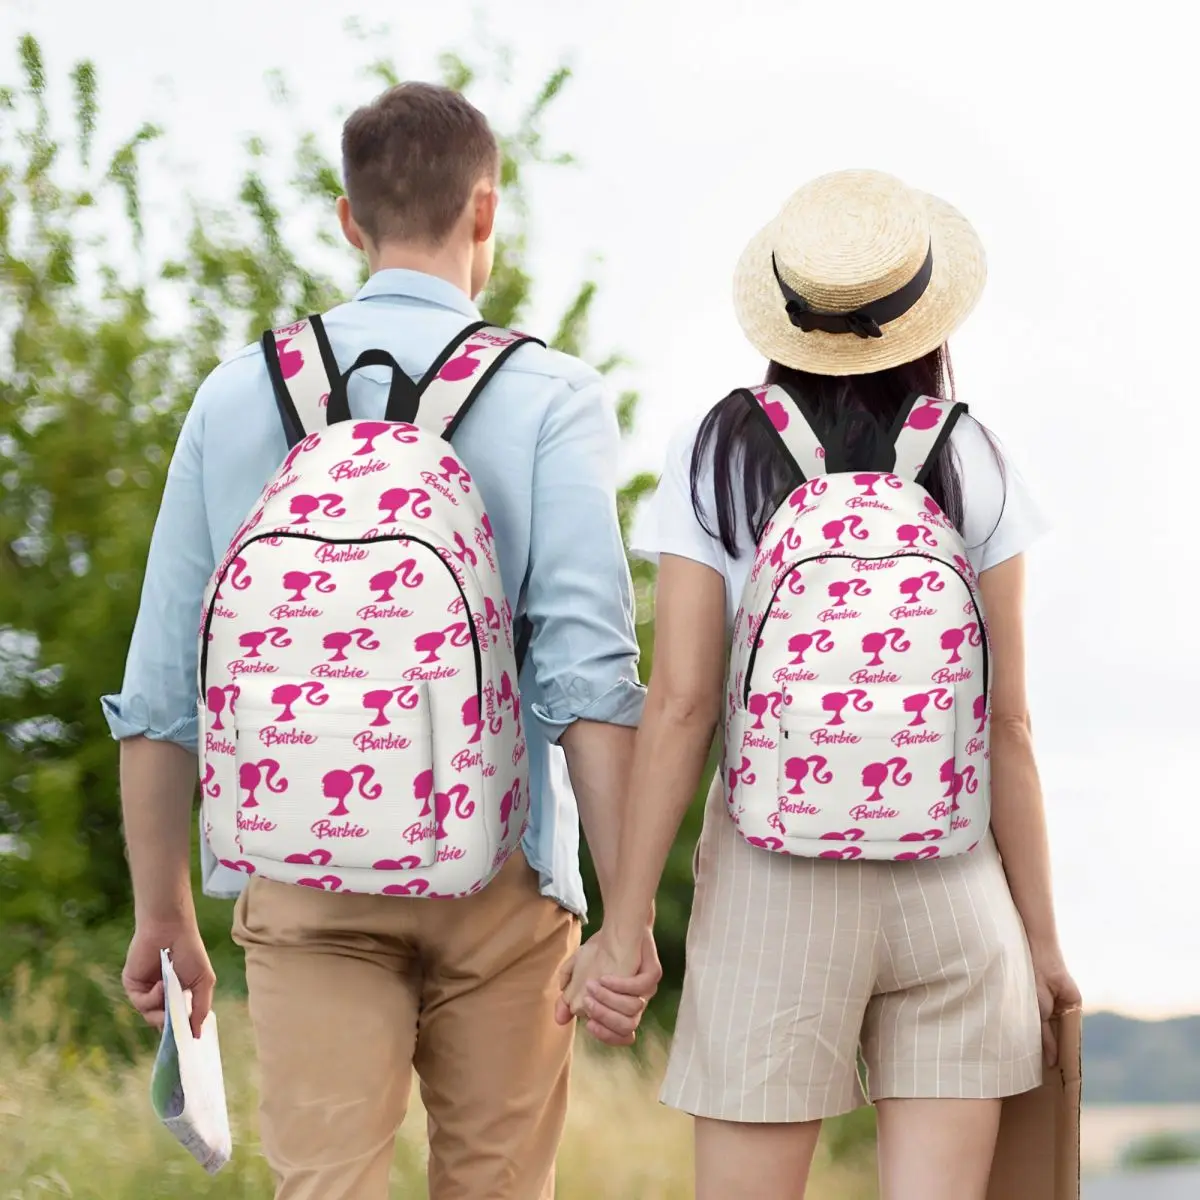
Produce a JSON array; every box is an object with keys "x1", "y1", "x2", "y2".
[
  {"x1": 739, "y1": 382, "x2": 828, "y2": 483},
  {"x1": 889, "y1": 394, "x2": 969, "y2": 485},
  {"x1": 261, "y1": 315, "x2": 341, "y2": 450},
  {"x1": 407, "y1": 322, "x2": 545, "y2": 440}
]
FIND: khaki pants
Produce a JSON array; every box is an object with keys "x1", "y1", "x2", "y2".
[{"x1": 232, "y1": 851, "x2": 581, "y2": 1200}]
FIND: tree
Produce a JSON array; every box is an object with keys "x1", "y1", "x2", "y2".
[{"x1": 1, "y1": 30, "x2": 696, "y2": 1048}]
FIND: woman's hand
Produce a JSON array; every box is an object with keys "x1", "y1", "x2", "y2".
[
  {"x1": 1030, "y1": 943, "x2": 1081, "y2": 1066},
  {"x1": 555, "y1": 926, "x2": 660, "y2": 1047}
]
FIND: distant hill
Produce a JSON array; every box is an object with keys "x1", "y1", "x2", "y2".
[{"x1": 1086, "y1": 1013, "x2": 1200, "y2": 1104}]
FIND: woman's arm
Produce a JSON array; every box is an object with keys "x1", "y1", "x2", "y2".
[
  {"x1": 560, "y1": 553, "x2": 727, "y2": 1010},
  {"x1": 979, "y1": 554, "x2": 1057, "y2": 944},
  {"x1": 980, "y1": 553, "x2": 1081, "y2": 1062}
]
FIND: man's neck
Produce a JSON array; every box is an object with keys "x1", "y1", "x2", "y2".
[{"x1": 367, "y1": 242, "x2": 473, "y2": 300}]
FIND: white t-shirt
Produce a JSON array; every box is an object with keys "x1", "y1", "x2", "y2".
[{"x1": 631, "y1": 410, "x2": 1048, "y2": 626}]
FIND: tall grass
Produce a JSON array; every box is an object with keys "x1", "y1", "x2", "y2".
[{"x1": 0, "y1": 965, "x2": 878, "y2": 1198}]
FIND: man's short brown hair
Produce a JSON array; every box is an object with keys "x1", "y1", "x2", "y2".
[{"x1": 341, "y1": 82, "x2": 499, "y2": 247}]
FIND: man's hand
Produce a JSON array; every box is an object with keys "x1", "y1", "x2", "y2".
[
  {"x1": 555, "y1": 926, "x2": 660, "y2": 1047},
  {"x1": 123, "y1": 920, "x2": 215, "y2": 1040}
]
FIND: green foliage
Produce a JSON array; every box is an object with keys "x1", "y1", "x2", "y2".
[
  {"x1": 1120, "y1": 1130, "x2": 1200, "y2": 1168},
  {"x1": 0, "y1": 31, "x2": 690, "y2": 1050}
]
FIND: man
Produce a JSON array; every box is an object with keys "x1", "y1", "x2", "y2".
[{"x1": 105, "y1": 82, "x2": 659, "y2": 1200}]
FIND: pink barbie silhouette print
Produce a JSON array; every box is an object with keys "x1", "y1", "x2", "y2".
[
  {"x1": 198, "y1": 318, "x2": 539, "y2": 895},
  {"x1": 725, "y1": 389, "x2": 987, "y2": 859}
]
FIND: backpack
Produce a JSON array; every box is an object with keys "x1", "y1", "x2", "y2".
[
  {"x1": 198, "y1": 314, "x2": 540, "y2": 897},
  {"x1": 725, "y1": 384, "x2": 990, "y2": 862}
]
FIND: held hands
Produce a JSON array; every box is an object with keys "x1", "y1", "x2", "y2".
[
  {"x1": 555, "y1": 926, "x2": 661, "y2": 1047},
  {"x1": 122, "y1": 919, "x2": 215, "y2": 1040}
]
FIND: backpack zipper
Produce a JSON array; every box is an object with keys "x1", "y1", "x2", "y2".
[
  {"x1": 200, "y1": 530, "x2": 484, "y2": 710},
  {"x1": 741, "y1": 550, "x2": 989, "y2": 706}
]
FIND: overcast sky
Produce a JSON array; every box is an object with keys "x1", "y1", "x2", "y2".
[{"x1": 3, "y1": 0, "x2": 1197, "y2": 1017}]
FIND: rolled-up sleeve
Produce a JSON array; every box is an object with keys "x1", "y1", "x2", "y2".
[
  {"x1": 100, "y1": 393, "x2": 215, "y2": 753},
  {"x1": 524, "y1": 376, "x2": 646, "y2": 741}
]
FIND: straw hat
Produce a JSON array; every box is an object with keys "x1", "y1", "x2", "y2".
[{"x1": 732, "y1": 169, "x2": 986, "y2": 376}]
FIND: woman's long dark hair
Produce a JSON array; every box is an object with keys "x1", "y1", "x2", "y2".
[{"x1": 691, "y1": 345, "x2": 1001, "y2": 556}]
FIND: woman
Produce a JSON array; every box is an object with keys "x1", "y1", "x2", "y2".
[{"x1": 562, "y1": 170, "x2": 1080, "y2": 1200}]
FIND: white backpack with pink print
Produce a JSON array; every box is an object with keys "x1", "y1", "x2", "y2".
[
  {"x1": 725, "y1": 384, "x2": 990, "y2": 862},
  {"x1": 199, "y1": 315, "x2": 540, "y2": 897}
]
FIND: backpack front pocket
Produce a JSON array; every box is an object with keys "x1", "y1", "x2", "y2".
[
  {"x1": 774, "y1": 682, "x2": 959, "y2": 857},
  {"x1": 232, "y1": 676, "x2": 442, "y2": 873}
]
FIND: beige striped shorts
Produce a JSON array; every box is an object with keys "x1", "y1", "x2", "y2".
[{"x1": 661, "y1": 777, "x2": 1043, "y2": 1123}]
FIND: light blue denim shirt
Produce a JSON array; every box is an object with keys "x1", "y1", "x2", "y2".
[{"x1": 101, "y1": 269, "x2": 645, "y2": 918}]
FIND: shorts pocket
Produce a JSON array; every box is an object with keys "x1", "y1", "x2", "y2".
[
  {"x1": 776, "y1": 683, "x2": 958, "y2": 854},
  {"x1": 233, "y1": 677, "x2": 440, "y2": 872}
]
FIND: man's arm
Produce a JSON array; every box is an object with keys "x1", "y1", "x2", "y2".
[
  {"x1": 523, "y1": 374, "x2": 646, "y2": 911},
  {"x1": 103, "y1": 399, "x2": 217, "y2": 1036}
]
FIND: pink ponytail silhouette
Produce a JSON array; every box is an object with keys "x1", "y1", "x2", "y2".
[
  {"x1": 746, "y1": 835, "x2": 786, "y2": 852},
  {"x1": 822, "y1": 515, "x2": 869, "y2": 549},
  {"x1": 372, "y1": 854, "x2": 423, "y2": 871},
  {"x1": 821, "y1": 688, "x2": 873, "y2": 726},
  {"x1": 382, "y1": 880, "x2": 430, "y2": 896},
  {"x1": 361, "y1": 685, "x2": 420, "y2": 727},
  {"x1": 205, "y1": 684, "x2": 239, "y2": 730},
  {"x1": 896, "y1": 523, "x2": 937, "y2": 550},
  {"x1": 288, "y1": 492, "x2": 345, "y2": 524},
  {"x1": 783, "y1": 755, "x2": 833, "y2": 794},
  {"x1": 940, "y1": 621, "x2": 983, "y2": 664},
  {"x1": 282, "y1": 569, "x2": 335, "y2": 601},
  {"x1": 452, "y1": 532, "x2": 477, "y2": 566},
  {"x1": 853, "y1": 473, "x2": 903, "y2": 496},
  {"x1": 861, "y1": 627, "x2": 911, "y2": 667},
  {"x1": 760, "y1": 391, "x2": 790, "y2": 431},
  {"x1": 285, "y1": 849, "x2": 332, "y2": 867},
  {"x1": 323, "y1": 628, "x2": 380, "y2": 662},
  {"x1": 973, "y1": 693, "x2": 987, "y2": 733},
  {"x1": 819, "y1": 846, "x2": 863, "y2": 860},
  {"x1": 898, "y1": 570, "x2": 946, "y2": 605},
  {"x1": 861, "y1": 757, "x2": 912, "y2": 802},
  {"x1": 500, "y1": 778, "x2": 522, "y2": 837},
  {"x1": 439, "y1": 344, "x2": 485, "y2": 381},
  {"x1": 377, "y1": 487, "x2": 433, "y2": 523},
  {"x1": 226, "y1": 556, "x2": 253, "y2": 591},
  {"x1": 413, "y1": 622, "x2": 471, "y2": 664},
  {"x1": 827, "y1": 578, "x2": 872, "y2": 607},
  {"x1": 369, "y1": 560, "x2": 423, "y2": 601},
  {"x1": 238, "y1": 627, "x2": 291, "y2": 658},
  {"x1": 894, "y1": 846, "x2": 940, "y2": 861},
  {"x1": 271, "y1": 681, "x2": 328, "y2": 722},
  {"x1": 902, "y1": 688, "x2": 954, "y2": 727},
  {"x1": 788, "y1": 630, "x2": 834, "y2": 664},
  {"x1": 201, "y1": 763, "x2": 220, "y2": 799},
  {"x1": 350, "y1": 421, "x2": 418, "y2": 455},
  {"x1": 922, "y1": 496, "x2": 947, "y2": 523},
  {"x1": 439, "y1": 456, "x2": 473, "y2": 493},
  {"x1": 747, "y1": 690, "x2": 784, "y2": 730},
  {"x1": 239, "y1": 759, "x2": 288, "y2": 807},
  {"x1": 461, "y1": 697, "x2": 484, "y2": 744},
  {"x1": 432, "y1": 784, "x2": 475, "y2": 838},
  {"x1": 322, "y1": 764, "x2": 382, "y2": 817},
  {"x1": 939, "y1": 759, "x2": 979, "y2": 806},
  {"x1": 414, "y1": 769, "x2": 435, "y2": 816},
  {"x1": 788, "y1": 477, "x2": 827, "y2": 509},
  {"x1": 905, "y1": 398, "x2": 943, "y2": 431},
  {"x1": 298, "y1": 875, "x2": 343, "y2": 891},
  {"x1": 727, "y1": 755, "x2": 756, "y2": 796}
]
